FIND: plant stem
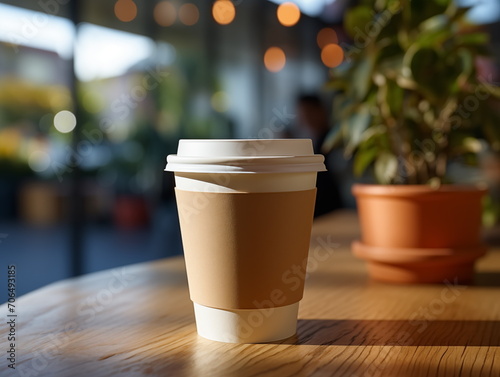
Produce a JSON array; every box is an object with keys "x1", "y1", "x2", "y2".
[
  {"x1": 377, "y1": 84, "x2": 413, "y2": 183},
  {"x1": 433, "y1": 98, "x2": 458, "y2": 183}
]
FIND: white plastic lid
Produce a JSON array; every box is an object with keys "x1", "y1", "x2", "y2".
[{"x1": 165, "y1": 139, "x2": 326, "y2": 174}]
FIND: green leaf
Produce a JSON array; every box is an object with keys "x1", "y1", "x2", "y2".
[
  {"x1": 351, "y1": 54, "x2": 376, "y2": 100},
  {"x1": 447, "y1": 5, "x2": 473, "y2": 21},
  {"x1": 344, "y1": 6, "x2": 374, "y2": 39},
  {"x1": 351, "y1": 124, "x2": 387, "y2": 176},
  {"x1": 374, "y1": 152, "x2": 399, "y2": 184},
  {"x1": 386, "y1": 80, "x2": 404, "y2": 116},
  {"x1": 377, "y1": 43, "x2": 404, "y2": 63},
  {"x1": 378, "y1": 56, "x2": 404, "y2": 79},
  {"x1": 456, "y1": 33, "x2": 489, "y2": 46},
  {"x1": 408, "y1": 47, "x2": 440, "y2": 88},
  {"x1": 333, "y1": 95, "x2": 356, "y2": 120},
  {"x1": 455, "y1": 33, "x2": 492, "y2": 56},
  {"x1": 416, "y1": 28, "x2": 453, "y2": 48},
  {"x1": 452, "y1": 48, "x2": 474, "y2": 91},
  {"x1": 449, "y1": 133, "x2": 483, "y2": 156},
  {"x1": 375, "y1": 9, "x2": 401, "y2": 42},
  {"x1": 410, "y1": 0, "x2": 450, "y2": 28},
  {"x1": 322, "y1": 122, "x2": 343, "y2": 153},
  {"x1": 407, "y1": 46, "x2": 464, "y2": 98},
  {"x1": 354, "y1": 146, "x2": 378, "y2": 176},
  {"x1": 435, "y1": 0, "x2": 452, "y2": 6},
  {"x1": 409, "y1": 47, "x2": 440, "y2": 73},
  {"x1": 376, "y1": 43, "x2": 404, "y2": 79},
  {"x1": 419, "y1": 14, "x2": 449, "y2": 33},
  {"x1": 344, "y1": 105, "x2": 372, "y2": 156},
  {"x1": 428, "y1": 177, "x2": 442, "y2": 188},
  {"x1": 324, "y1": 79, "x2": 348, "y2": 91}
]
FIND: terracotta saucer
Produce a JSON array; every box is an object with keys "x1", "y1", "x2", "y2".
[{"x1": 352, "y1": 241, "x2": 488, "y2": 284}]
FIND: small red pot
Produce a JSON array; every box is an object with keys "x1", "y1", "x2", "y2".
[{"x1": 352, "y1": 184, "x2": 488, "y2": 284}]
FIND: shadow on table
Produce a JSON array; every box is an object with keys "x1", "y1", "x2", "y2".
[
  {"x1": 279, "y1": 319, "x2": 500, "y2": 347},
  {"x1": 474, "y1": 271, "x2": 500, "y2": 287}
]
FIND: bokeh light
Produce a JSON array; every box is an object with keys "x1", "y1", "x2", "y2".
[
  {"x1": 179, "y1": 3, "x2": 199, "y2": 26},
  {"x1": 264, "y1": 47, "x2": 286, "y2": 73},
  {"x1": 321, "y1": 44, "x2": 344, "y2": 68},
  {"x1": 28, "y1": 151, "x2": 51, "y2": 173},
  {"x1": 154, "y1": 1, "x2": 176, "y2": 27},
  {"x1": 317, "y1": 27, "x2": 338, "y2": 49},
  {"x1": 54, "y1": 110, "x2": 77, "y2": 133},
  {"x1": 277, "y1": 2, "x2": 301, "y2": 27},
  {"x1": 114, "y1": 0, "x2": 137, "y2": 22},
  {"x1": 211, "y1": 91, "x2": 230, "y2": 112},
  {"x1": 212, "y1": 0, "x2": 236, "y2": 25}
]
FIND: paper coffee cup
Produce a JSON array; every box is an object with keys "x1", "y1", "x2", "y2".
[{"x1": 165, "y1": 139, "x2": 325, "y2": 343}]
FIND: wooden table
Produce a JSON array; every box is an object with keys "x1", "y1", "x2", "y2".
[{"x1": 2, "y1": 211, "x2": 499, "y2": 377}]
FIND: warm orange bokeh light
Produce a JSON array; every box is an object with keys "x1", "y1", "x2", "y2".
[
  {"x1": 317, "y1": 28, "x2": 338, "y2": 49},
  {"x1": 154, "y1": 1, "x2": 176, "y2": 27},
  {"x1": 212, "y1": 0, "x2": 236, "y2": 25},
  {"x1": 277, "y1": 2, "x2": 300, "y2": 27},
  {"x1": 179, "y1": 3, "x2": 199, "y2": 26},
  {"x1": 264, "y1": 47, "x2": 286, "y2": 73},
  {"x1": 114, "y1": 0, "x2": 137, "y2": 22},
  {"x1": 321, "y1": 44, "x2": 344, "y2": 68}
]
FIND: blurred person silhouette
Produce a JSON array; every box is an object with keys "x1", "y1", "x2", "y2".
[{"x1": 295, "y1": 94, "x2": 343, "y2": 217}]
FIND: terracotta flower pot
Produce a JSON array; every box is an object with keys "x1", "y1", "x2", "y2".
[{"x1": 352, "y1": 184, "x2": 488, "y2": 284}]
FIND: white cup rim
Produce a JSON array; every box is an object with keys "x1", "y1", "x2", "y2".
[{"x1": 165, "y1": 139, "x2": 326, "y2": 173}]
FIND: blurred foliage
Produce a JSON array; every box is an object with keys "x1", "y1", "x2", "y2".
[
  {"x1": 0, "y1": 78, "x2": 71, "y2": 116},
  {"x1": 324, "y1": 0, "x2": 500, "y2": 185},
  {"x1": 0, "y1": 78, "x2": 71, "y2": 176},
  {"x1": 483, "y1": 194, "x2": 500, "y2": 227}
]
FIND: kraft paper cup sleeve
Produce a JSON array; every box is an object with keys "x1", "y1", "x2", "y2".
[{"x1": 175, "y1": 188, "x2": 317, "y2": 310}]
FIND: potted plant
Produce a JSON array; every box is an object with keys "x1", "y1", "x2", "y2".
[{"x1": 324, "y1": 0, "x2": 500, "y2": 283}]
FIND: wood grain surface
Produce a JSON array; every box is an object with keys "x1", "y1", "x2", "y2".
[{"x1": 1, "y1": 210, "x2": 499, "y2": 377}]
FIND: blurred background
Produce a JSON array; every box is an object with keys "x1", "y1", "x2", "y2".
[{"x1": 0, "y1": 0, "x2": 499, "y2": 296}]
